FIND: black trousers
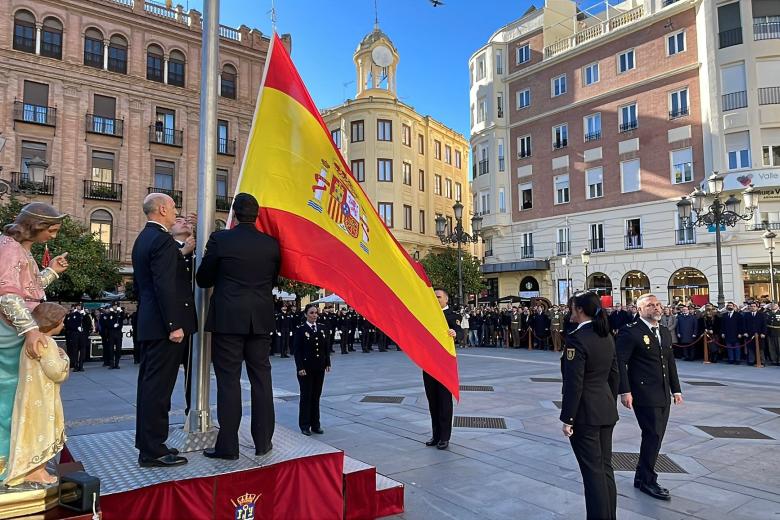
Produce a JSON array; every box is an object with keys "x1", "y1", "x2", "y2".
[
  {"x1": 633, "y1": 405, "x2": 670, "y2": 485},
  {"x1": 422, "y1": 371, "x2": 453, "y2": 442},
  {"x1": 76, "y1": 332, "x2": 90, "y2": 370},
  {"x1": 212, "y1": 333, "x2": 274, "y2": 456},
  {"x1": 297, "y1": 368, "x2": 325, "y2": 430},
  {"x1": 65, "y1": 331, "x2": 79, "y2": 368},
  {"x1": 340, "y1": 331, "x2": 349, "y2": 354},
  {"x1": 181, "y1": 337, "x2": 193, "y2": 416},
  {"x1": 101, "y1": 334, "x2": 111, "y2": 365},
  {"x1": 110, "y1": 330, "x2": 124, "y2": 367},
  {"x1": 570, "y1": 424, "x2": 617, "y2": 520},
  {"x1": 361, "y1": 330, "x2": 374, "y2": 352},
  {"x1": 135, "y1": 338, "x2": 185, "y2": 459}
]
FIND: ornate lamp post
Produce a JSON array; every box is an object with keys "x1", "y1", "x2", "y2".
[
  {"x1": 436, "y1": 201, "x2": 482, "y2": 306},
  {"x1": 763, "y1": 228, "x2": 777, "y2": 302},
  {"x1": 677, "y1": 173, "x2": 756, "y2": 307},
  {"x1": 581, "y1": 248, "x2": 591, "y2": 290}
]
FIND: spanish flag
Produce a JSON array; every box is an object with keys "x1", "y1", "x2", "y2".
[{"x1": 235, "y1": 34, "x2": 459, "y2": 398}]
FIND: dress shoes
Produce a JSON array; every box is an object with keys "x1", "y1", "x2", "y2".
[
  {"x1": 436, "y1": 441, "x2": 449, "y2": 450},
  {"x1": 168, "y1": 447, "x2": 179, "y2": 456},
  {"x1": 256, "y1": 443, "x2": 273, "y2": 456},
  {"x1": 301, "y1": 428, "x2": 312, "y2": 436},
  {"x1": 281, "y1": 354, "x2": 290, "y2": 358},
  {"x1": 634, "y1": 480, "x2": 669, "y2": 495},
  {"x1": 425, "y1": 438, "x2": 439, "y2": 447},
  {"x1": 203, "y1": 448, "x2": 239, "y2": 461},
  {"x1": 311, "y1": 427, "x2": 324, "y2": 434},
  {"x1": 639, "y1": 482, "x2": 671, "y2": 501},
  {"x1": 138, "y1": 454, "x2": 188, "y2": 468}
]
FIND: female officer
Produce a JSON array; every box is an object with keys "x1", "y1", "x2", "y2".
[
  {"x1": 560, "y1": 291, "x2": 619, "y2": 520},
  {"x1": 293, "y1": 304, "x2": 331, "y2": 436}
]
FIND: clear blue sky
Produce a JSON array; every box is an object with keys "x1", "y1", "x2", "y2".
[{"x1": 189, "y1": 0, "x2": 537, "y2": 137}]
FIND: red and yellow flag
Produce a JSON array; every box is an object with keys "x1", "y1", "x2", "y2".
[{"x1": 236, "y1": 34, "x2": 459, "y2": 398}]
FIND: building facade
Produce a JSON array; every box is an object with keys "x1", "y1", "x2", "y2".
[
  {"x1": 321, "y1": 28, "x2": 474, "y2": 260},
  {"x1": 471, "y1": 0, "x2": 780, "y2": 306},
  {"x1": 0, "y1": 0, "x2": 287, "y2": 272}
]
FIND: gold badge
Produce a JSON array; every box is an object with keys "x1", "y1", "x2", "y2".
[
  {"x1": 643, "y1": 335, "x2": 650, "y2": 345},
  {"x1": 566, "y1": 348, "x2": 575, "y2": 361}
]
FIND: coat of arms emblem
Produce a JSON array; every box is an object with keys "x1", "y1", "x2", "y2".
[{"x1": 231, "y1": 492, "x2": 260, "y2": 520}]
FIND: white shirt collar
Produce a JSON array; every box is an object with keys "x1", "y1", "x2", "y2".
[
  {"x1": 640, "y1": 317, "x2": 660, "y2": 331},
  {"x1": 573, "y1": 320, "x2": 591, "y2": 332}
]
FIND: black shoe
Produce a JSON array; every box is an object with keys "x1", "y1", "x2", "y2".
[
  {"x1": 639, "y1": 482, "x2": 671, "y2": 501},
  {"x1": 301, "y1": 428, "x2": 312, "y2": 436},
  {"x1": 103, "y1": 363, "x2": 111, "y2": 367},
  {"x1": 168, "y1": 447, "x2": 179, "y2": 456},
  {"x1": 139, "y1": 454, "x2": 188, "y2": 468},
  {"x1": 311, "y1": 427, "x2": 324, "y2": 434},
  {"x1": 203, "y1": 448, "x2": 238, "y2": 461},
  {"x1": 281, "y1": 355, "x2": 290, "y2": 358},
  {"x1": 255, "y1": 443, "x2": 273, "y2": 456},
  {"x1": 436, "y1": 441, "x2": 449, "y2": 450},
  {"x1": 425, "y1": 438, "x2": 439, "y2": 447}
]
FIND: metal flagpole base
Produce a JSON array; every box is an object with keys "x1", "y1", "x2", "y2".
[{"x1": 167, "y1": 426, "x2": 219, "y2": 454}]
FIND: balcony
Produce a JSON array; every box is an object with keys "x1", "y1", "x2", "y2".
[
  {"x1": 521, "y1": 245, "x2": 534, "y2": 259},
  {"x1": 498, "y1": 158, "x2": 505, "y2": 171},
  {"x1": 759, "y1": 87, "x2": 780, "y2": 106},
  {"x1": 585, "y1": 131, "x2": 601, "y2": 142},
  {"x1": 675, "y1": 228, "x2": 696, "y2": 245},
  {"x1": 144, "y1": 1, "x2": 191, "y2": 25},
  {"x1": 754, "y1": 19, "x2": 780, "y2": 41},
  {"x1": 553, "y1": 138, "x2": 568, "y2": 150},
  {"x1": 86, "y1": 114, "x2": 124, "y2": 137},
  {"x1": 40, "y1": 41, "x2": 62, "y2": 60},
  {"x1": 484, "y1": 248, "x2": 493, "y2": 257},
  {"x1": 619, "y1": 120, "x2": 638, "y2": 133},
  {"x1": 216, "y1": 195, "x2": 233, "y2": 212},
  {"x1": 719, "y1": 27, "x2": 743, "y2": 48},
  {"x1": 13, "y1": 101, "x2": 56, "y2": 126},
  {"x1": 543, "y1": 5, "x2": 644, "y2": 59},
  {"x1": 149, "y1": 125, "x2": 183, "y2": 147},
  {"x1": 747, "y1": 223, "x2": 780, "y2": 231},
  {"x1": 478, "y1": 159, "x2": 489, "y2": 176},
  {"x1": 625, "y1": 234, "x2": 643, "y2": 250},
  {"x1": 218, "y1": 138, "x2": 236, "y2": 156},
  {"x1": 589, "y1": 238, "x2": 605, "y2": 253},
  {"x1": 722, "y1": 91, "x2": 748, "y2": 111},
  {"x1": 104, "y1": 243, "x2": 121, "y2": 262},
  {"x1": 219, "y1": 24, "x2": 242, "y2": 41},
  {"x1": 556, "y1": 241, "x2": 570, "y2": 256},
  {"x1": 669, "y1": 107, "x2": 689, "y2": 119},
  {"x1": 84, "y1": 180, "x2": 122, "y2": 202},
  {"x1": 147, "y1": 187, "x2": 182, "y2": 208},
  {"x1": 11, "y1": 172, "x2": 55, "y2": 195}
]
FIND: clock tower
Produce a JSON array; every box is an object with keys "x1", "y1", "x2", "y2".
[{"x1": 354, "y1": 27, "x2": 399, "y2": 99}]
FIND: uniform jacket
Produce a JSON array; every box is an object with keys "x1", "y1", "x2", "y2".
[
  {"x1": 64, "y1": 311, "x2": 82, "y2": 333},
  {"x1": 132, "y1": 222, "x2": 197, "y2": 341},
  {"x1": 443, "y1": 306, "x2": 462, "y2": 334},
  {"x1": 616, "y1": 320, "x2": 681, "y2": 407},
  {"x1": 766, "y1": 311, "x2": 780, "y2": 337},
  {"x1": 719, "y1": 311, "x2": 744, "y2": 343},
  {"x1": 675, "y1": 314, "x2": 698, "y2": 343},
  {"x1": 293, "y1": 322, "x2": 331, "y2": 372},
  {"x1": 560, "y1": 323, "x2": 619, "y2": 426}
]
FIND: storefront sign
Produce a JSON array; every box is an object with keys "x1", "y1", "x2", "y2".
[
  {"x1": 723, "y1": 169, "x2": 780, "y2": 193},
  {"x1": 519, "y1": 291, "x2": 540, "y2": 298}
]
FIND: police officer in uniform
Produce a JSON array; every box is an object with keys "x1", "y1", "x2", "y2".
[
  {"x1": 99, "y1": 309, "x2": 111, "y2": 367},
  {"x1": 64, "y1": 305, "x2": 82, "y2": 369},
  {"x1": 77, "y1": 308, "x2": 93, "y2": 371},
  {"x1": 293, "y1": 304, "x2": 331, "y2": 435},
  {"x1": 510, "y1": 307, "x2": 522, "y2": 348},
  {"x1": 561, "y1": 291, "x2": 618, "y2": 520},
  {"x1": 766, "y1": 302, "x2": 780, "y2": 365},
  {"x1": 360, "y1": 317, "x2": 375, "y2": 353},
  {"x1": 616, "y1": 293, "x2": 682, "y2": 501},
  {"x1": 108, "y1": 304, "x2": 126, "y2": 369},
  {"x1": 550, "y1": 305, "x2": 564, "y2": 352}
]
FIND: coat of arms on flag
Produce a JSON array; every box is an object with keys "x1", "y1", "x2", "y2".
[{"x1": 310, "y1": 158, "x2": 369, "y2": 253}]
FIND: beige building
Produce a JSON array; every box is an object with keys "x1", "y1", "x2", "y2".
[
  {"x1": 321, "y1": 27, "x2": 474, "y2": 260},
  {"x1": 0, "y1": 0, "x2": 287, "y2": 272}
]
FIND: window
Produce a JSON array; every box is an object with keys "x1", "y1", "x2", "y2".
[
  {"x1": 497, "y1": 139, "x2": 505, "y2": 171},
  {"x1": 554, "y1": 175, "x2": 570, "y2": 204},
  {"x1": 402, "y1": 162, "x2": 412, "y2": 185},
  {"x1": 521, "y1": 233, "x2": 533, "y2": 258},
  {"x1": 726, "y1": 131, "x2": 751, "y2": 170},
  {"x1": 378, "y1": 203, "x2": 393, "y2": 228},
  {"x1": 553, "y1": 124, "x2": 568, "y2": 149},
  {"x1": 584, "y1": 62, "x2": 599, "y2": 85},
  {"x1": 147, "y1": 45, "x2": 164, "y2": 82},
  {"x1": 668, "y1": 31, "x2": 686, "y2": 55},
  {"x1": 496, "y1": 50, "x2": 504, "y2": 75},
  {"x1": 216, "y1": 169, "x2": 228, "y2": 198},
  {"x1": 520, "y1": 182, "x2": 533, "y2": 210},
  {"x1": 84, "y1": 28, "x2": 104, "y2": 69},
  {"x1": 586, "y1": 167, "x2": 603, "y2": 199},
  {"x1": 41, "y1": 18, "x2": 63, "y2": 59},
  {"x1": 477, "y1": 98, "x2": 487, "y2": 123},
  {"x1": 13, "y1": 10, "x2": 36, "y2": 54},
  {"x1": 377, "y1": 158, "x2": 393, "y2": 182},
  {"x1": 476, "y1": 56, "x2": 486, "y2": 80},
  {"x1": 728, "y1": 149, "x2": 751, "y2": 169},
  {"x1": 621, "y1": 159, "x2": 641, "y2": 192},
  {"x1": 108, "y1": 35, "x2": 128, "y2": 74},
  {"x1": 330, "y1": 128, "x2": 341, "y2": 148},
  {"x1": 92, "y1": 94, "x2": 117, "y2": 135},
  {"x1": 497, "y1": 93, "x2": 504, "y2": 118},
  {"x1": 552, "y1": 74, "x2": 567, "y2": 97},
  {"x1": 445, "y1": 178, "x2": 453, "y2": 199},
  {"x1": 90, "y1": 210, "x2": 113, "y2": 245},
  {"x1": 671, "y1": 148, "x2": 693, "y2": 184},
  {"x1": 418, "y1": 169, "x2": 425, "y2": 191},
  {"x1": 618, "y1": 49, "x2": 635, "y2": 73},
  {"x1": 445, "y1": 145, "x2": 452, "y2": 164},
  {"x1": 455, "y1": 150, "x2": 462, "y2": 169},
  {"x1": 479, "y1": 191, "x2": 491, "y2": 215},
  {"x1": 155, "y1": 107, "x2": 176, "y2": 144},
  {"x1": 625, "y1": 218, "x2": 642, "y2": 249},
  {"x1": 518, "y1": 135, "x2": 532, "y2": 158},
  {"x1": 590, "y1": 223, "x2": 605, "y2": 252},
  {"x1": 434, "y1": 140, "x2": 442, "y2": 160},
  {"x1": 516, "y1": 44, "x2": 530, "y2": 64},
  {"x1": 20, "y1": 141, "x2": 47, "y2": 180},
  {"x1": 168, "y1": 50, "x2": 186, "y2": 87},
  {"x1": 377, "y1": 119, "x2": 392, "y2": 141},
  {"x1": 557, "y1": 228, "x2": 570, "y2": 255},
  {"x1": 669, "y1": 88, "x2": 689, "y2": 118},
  {"x1": 401, "y1": 124, "x2": 411, "y2": 146},
  {"x1": 498, "y1": 187, "x2": 506, "y2": 212},
  {"x1": 154, "y1": 160, "x2": 175, "y2": 190},
  {"x1": 351, "y1": 120, "x2": 364, "y2": 143},
  {"x1": 516, "y1": 88, "x2": 530, "y2": 109},
  {"x1": 22, "y1": 80, "x2": 50, "y2": 124},
  {"x1": 478, "y1": 146, "x2": 489, "y2": 175},
  {"x1": 717, "y1": 2, "x2": 743, "y2": 49},
  {"x1": 619, "y1": 103, "x2": 638, "y2": 132},
  {"x1": 584, "y1": 113, "x2": 601, "y2": 141},
  {"x1": 351, "y1": 159, "x2": 365, "y2": 182},
  {"x1": 763, "y1": 145, "x2": 780, "y2": 166},
  {"x1": 221, "y1": 64, "x2": 237, "y2": 99},
  {"x1": 447, "y1": 216, "x2": 453, "y2": 234},
  {"x1": 418, "y1": 134, "x2": 425, "y2": 154},
  {"x1": 91, "y1": 151, "x2": 115, "y2": 183},
  {"x1": 403, "y1": 205, "x2": 412, "y2": 231},
  {"x1": 434, "y1": 174, "x2": 442, "y2": 195},
  {"x1": 218, "y1": 120, "x2": 230, "y2": 154},
  {"x1": 419, "y1": 210, "x2": 426, "y2": 234},
  {"x1": 456, "y1": 182, "x2": 463, "y2": 202}
]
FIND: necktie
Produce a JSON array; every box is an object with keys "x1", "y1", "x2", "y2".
[
  {"x1": 312, "y1": 325, "x2": 317, "y2": 334},
  {"x1": 651, "y1": 327, "x2": 659, "y2": 343}
]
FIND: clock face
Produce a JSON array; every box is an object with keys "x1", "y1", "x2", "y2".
[{"x1": 371, "y1": 45, "x2": 393, "y2": 67}]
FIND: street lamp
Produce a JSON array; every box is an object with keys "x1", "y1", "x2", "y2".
[
  {"x1": 677, "y1": 172, "x2": 757, "y2": 307},
  {"x1": 763, "y1": 228, "x2": 777, "y2": 302},
  {"x1": 436, "y1": 201, "x2": 482, "y2": 306},
  {"x1": 581, "y1": 248, "x2": 591, "y2": 289}
]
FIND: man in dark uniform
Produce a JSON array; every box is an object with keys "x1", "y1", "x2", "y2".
[
  {"x1": 99, "y1": 309, "x2": 111, "y2": 367},
  {"x1": 360, "y1": 317, "x2": 375, "y2": 352},
  {"x1": 108, "y1": 304, "x2": 126, "y2": 369},
  {"x1": 76, "y1": 307, "x2": 93, "y2": 371},
  {"x1": 171, "y1": 215, "x2": 196, "y2": 413},
  {"x1": 64, "y1": 305, "x2": 82, "y2": 369},
  {"x1": 423, "y1": 288, "x2": 461, "y2": 451},
  {"x1": 530, "y1": 306, "x2": 551, "y2": 349},
  {"x1": 616, "y1": 293, "x2": 682, "y2": 501},
  {"x1": 344, "y1": 309, "x2": 357, "y2": 352},
  {"x1": 743, "y1": 302, "x2": 767, "y2": 366},
  {"x1": 766, "y1": 302, "x2": 780, "y2": 365},
  {"x1": 720, "y1": 303, "x2": 744, "y2": 364},
  {"x1": 278, "y1": 306, "x2": 292, "y2": 358},
  {"x1": 675, "y1": 306, "x2": 698, "y2": 362}
]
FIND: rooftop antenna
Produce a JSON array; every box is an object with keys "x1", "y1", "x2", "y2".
[{"x1": 374, "y1": 0, "x2": 379, "y2": 29}]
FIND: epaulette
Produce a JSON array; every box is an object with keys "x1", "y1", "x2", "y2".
[{"x1": 626, "y1": 322, "x2": 637, "y2": 328}]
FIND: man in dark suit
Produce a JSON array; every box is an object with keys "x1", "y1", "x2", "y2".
[
  {"x1": 529, "y1": 306, "x2": 551, "y2": 349},
  {"x1": 743, "y1": 302, "x2": 767, "y2": 366},
  {"x1": 132, "y1": 193, "x2": 196, "y2": 468},
  {"x1": 98, "y1": 310, "x2": 111, "y2": 367},
  {"x1": 616, "y1": 294, "x2": 682, "y2": 501},
  {"x1": 196, "y1": 193, "x2": 281, "y2": 459},
  {"x1": 423, "y1": 288, "x2": 461, "y2": 451},
  {"x1": 171, "y1": 216, "x2": 196, "y2": 415},
  {"x1": 720, "y1": 302, "x2": 744, "y2": 364},
  {"x1": 675, "y1": 306, "x2": 699, "y2": 361}
]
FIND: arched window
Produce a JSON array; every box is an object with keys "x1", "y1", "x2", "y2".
[
  {"x1": 621, "y1": 271, "x2": 650, "y2": 305},
  {"x1": 586, "y1": 272, "x2": 613, "y2": 296},
  {"x1": 41, "y1": 17, "x2": 63, "y2": 59},
  {"x1": 13, "y1": 10, "x2": 36, "y2": 53},
  {"x1": 90, "y1": 209, "x2": 113, "y2": 245},
  {"x1": 220, "y1": 64, "x2": 237, "y2": 99},
  {"x1": 108, "y1": 34, "x2": 128, "y2": 74},
  {"x1": 168, "y1": 50, "x2": 185, "y2": 87},
  {"x1": 668, "y1": 268, "x2": 709, "y2": 307},
  {"x1": 519, "y1": 276, "x2": 540, "y2": 297},
  {"x1": 84, "y1": 28, "x2": 104, "y2": 68},
  {"x1": 146, "y1": 44, "x2": 164, "y2": 82}
]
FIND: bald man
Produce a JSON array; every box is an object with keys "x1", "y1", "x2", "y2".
[{"x1": 132, "y1": 193, "x2": 197, "y2": 468}]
